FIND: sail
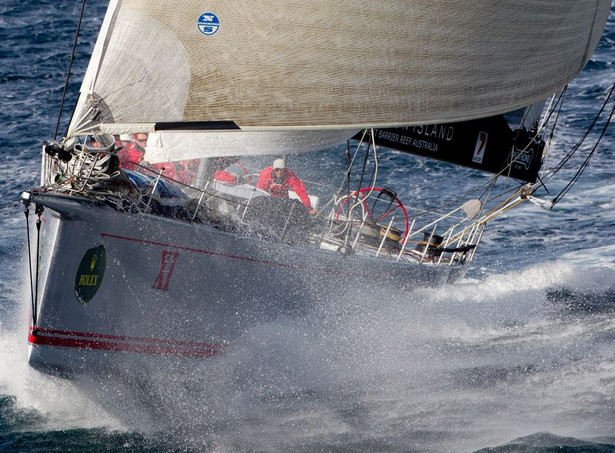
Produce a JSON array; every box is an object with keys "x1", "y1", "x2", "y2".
[
  {"x1": 362, "y1": 112, "x2": 545, "y2": 183},
  {"x1": 143, "y1": 129, "x2": 359, "y2": 163},
  {"x1": 68, "y1": 0, "x2": 610, "y2": 153}
]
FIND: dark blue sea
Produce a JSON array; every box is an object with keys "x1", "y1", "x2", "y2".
[{"x1": 1, "y1": 1, "x2": 614, "y2": 452}]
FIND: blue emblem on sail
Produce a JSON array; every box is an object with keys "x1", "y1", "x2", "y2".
[{"x1": 198, "y1": 13, "x2": 219, "y2": 36}]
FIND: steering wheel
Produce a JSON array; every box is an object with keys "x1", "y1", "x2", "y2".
[{"x1": 335, "y1": 187, "x2": 409, "y2": 242}]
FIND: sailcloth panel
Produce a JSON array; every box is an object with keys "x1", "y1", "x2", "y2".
[
  {"x1": 143, "y1": 129, "x2": 359, "y2": 163},
  {"x1": 68, "y1": 0, "x2": 611, "y2": 136}
]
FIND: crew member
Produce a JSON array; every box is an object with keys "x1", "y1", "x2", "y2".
[
  {"x1": 256, "y1": 158, "x2": 316, "y2": 214},
  {"x1": 116, "y1": 133, "x2": 145, "y2": 171}
]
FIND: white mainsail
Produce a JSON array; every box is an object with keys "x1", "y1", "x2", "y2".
[{"x1": 67, "y1": 0, "x2": 611, "y2": 159}]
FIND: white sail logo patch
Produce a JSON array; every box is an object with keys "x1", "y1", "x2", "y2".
[{"x1": 198, "y1": 13, "x2": 219, "y2": 36}]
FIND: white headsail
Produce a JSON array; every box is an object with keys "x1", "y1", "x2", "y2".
[{"x1": 67, "y1": 0, "x2": 611, "y2": 160}]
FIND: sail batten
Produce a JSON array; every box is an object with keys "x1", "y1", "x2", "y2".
[{"x1": 67, "y1": 0, "x2": 611, "y2": 144}]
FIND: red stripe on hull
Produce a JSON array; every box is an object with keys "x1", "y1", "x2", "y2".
[
  {"x1": 28, "y1": 328, "x2": 223, "y2": 358},
  {"x1": 30, "y1": 327, "x2": 224, "y2": 348}
]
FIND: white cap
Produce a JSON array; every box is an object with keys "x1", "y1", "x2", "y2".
[
  {"x1": 273, "y1": 158, "x2": 285, "y2": 169},
  {"x1": 119, "y1": 134, "x2": 132, "y2": 141}
]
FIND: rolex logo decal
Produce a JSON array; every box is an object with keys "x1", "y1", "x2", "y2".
[{"x1": 74, "y1": 245, "x2": 106, "y2": 305}]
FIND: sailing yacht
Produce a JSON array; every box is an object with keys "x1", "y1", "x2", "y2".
[{"x1": 22, "y1": 0, "x2": 611, "y2": 377}]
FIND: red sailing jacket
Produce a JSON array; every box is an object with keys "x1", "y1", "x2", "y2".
[
  {"x1": 117, "y1": 143, "x2": 145, "y2": 171},
  {"x1": 149, "y1": 160, "x2": 199, "y2": 185},
  {"x1": 256, "y1": 166, "x2": 312, "y2": 210}
]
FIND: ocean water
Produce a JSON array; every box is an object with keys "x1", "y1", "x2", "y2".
[{"x1": 1, "y1": 1, "x2": 614, "y2": 452}]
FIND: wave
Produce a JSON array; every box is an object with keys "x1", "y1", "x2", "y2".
[{"x1": 3, "y1": 259, "x2": 613, "y2": 451}]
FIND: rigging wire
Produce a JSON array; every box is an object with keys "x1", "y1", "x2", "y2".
[
  {"x1": 411, "y1": 82, "x2": 613, "y2": 218},
  {"x1": 407, "y1": 170, "x2": 514, "y2": 220},
  {"x1": 550, "y1": 83, "x2": 615, "y2": 207},
  {"x1": 536, "y1": 90, "x2": 566, "y2": 174},
  {"x1": 53, "y1": 0, "x2": 88, "y2": 140},
  {"x1": 540, "y1": 89, "x2": 567, "y2": 141},
  {"x1": 542, "y1": 83, "x2": 614, "y2": 184},
  {"x1": 334, "y1": 130, "x2": 367, "y2": 197},
  {"x1": 23, "y1": 205, "x2": 36, "y2": 329},
  {"x1": 406, "y1": 112, "x2": 554, "y2": 219}
]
